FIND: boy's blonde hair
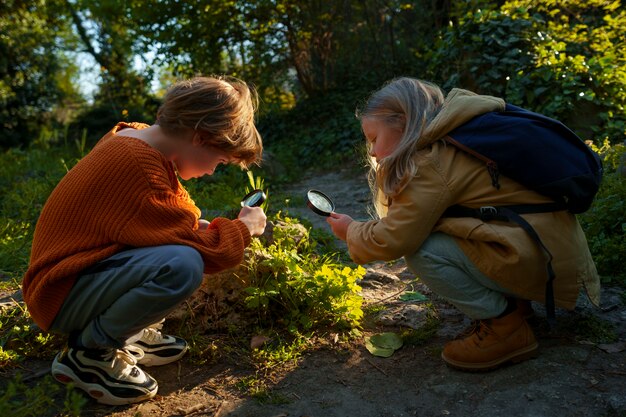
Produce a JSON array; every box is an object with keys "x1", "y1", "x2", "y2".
[
  {"x1": 356, "y1": 77, "x2": 445, "y2": 217},
  {"x1": 157, "y1": 76, "x2": 263, "y2": 168}
]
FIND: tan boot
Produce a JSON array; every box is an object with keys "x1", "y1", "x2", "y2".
[{"x1": 441, "y1": 309, "x2": 538, "y2": 371}]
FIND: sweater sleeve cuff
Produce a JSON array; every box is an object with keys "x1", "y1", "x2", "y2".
[{"x1": 233, "y1": 219, "x2": 252, "y2": 247}]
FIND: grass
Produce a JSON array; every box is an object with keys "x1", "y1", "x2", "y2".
[
  {"x1": 0, "y1": 374, "x2": 87, "y2": 417},
  {"x1": 0, "y1": 138, "x2": 369, "y2": 411},
  {"x1": 558, "y1": 313, "x2": 619, "y2": 344},
  {"x1": 1, "y1": 135, "x2": 624, "y2": 412}
]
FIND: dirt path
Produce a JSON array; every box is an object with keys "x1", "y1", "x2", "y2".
[
  {"x1": 211, "y1": 168, "x2": 626, "y2": 417},
  {"x1": 7, "y1": 167, "x2": 626, "y2": 417}
]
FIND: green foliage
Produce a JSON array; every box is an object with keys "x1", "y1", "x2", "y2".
[
  {"x1": 184, "y1": 165, "x2": 254, "y2": 219},
  {"x1": 244, "y1": 214, "x2": 365, "y2": 332},
  {"x1": 579, "y1": 141, "x2": 626, "y2": 284},
  {"x1": 0, "y1": 147, "x2": 72, "y2": 279},
  {"x1": 0, "y1": 0, "x2": 83, "y2": 148},
  {"x1": 558, "y1": 313, "x2": 618, "y2": 344},
  {"x1": 0, "y1": 305, "x2": 64, "y2": 369},
  {"x1": 245, "y1": 170, "x2": 270, "y2": 212},
  {"x1": 257, "y1": 86, "x2": 370, "y2": 178},
  {"x1": 129, "y1": 1, "x2": 441, "y2": 98},
  {"x1": 428, "y1": 0, "x2": 626, "y2": 145},
  {"x1": 0, "y1": 374, "x2": 86, "y2": 416}
]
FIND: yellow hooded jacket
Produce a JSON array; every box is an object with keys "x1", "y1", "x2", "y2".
[{"x1": 346, "y1": 89, "x2": 600, "y2": 309}]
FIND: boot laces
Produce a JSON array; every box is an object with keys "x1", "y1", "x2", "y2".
[
  {"x1": 475, "y1": 320, "x2": 497, "y2": 341},
  {"x1": 456, "y1": 320, "x2": 480, "y2": 339}
]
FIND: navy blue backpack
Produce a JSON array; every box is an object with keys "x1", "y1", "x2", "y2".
[{"x1": 442, "y1": 104, "x2": 603, "y2": 324}]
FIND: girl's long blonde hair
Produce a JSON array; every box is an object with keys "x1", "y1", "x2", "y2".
[{"x1": 356, "y1": 77, "x2": 445, "y2": 217}]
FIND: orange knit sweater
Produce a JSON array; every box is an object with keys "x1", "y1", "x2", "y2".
[{"x1": 22, "y1": 122, "x2": 251, "y2": 331}]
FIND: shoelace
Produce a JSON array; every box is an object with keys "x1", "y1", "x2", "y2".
[
  {"x1": 125, "y1": 344, "x2": 146, "y2": 361},
  {"x1": 456, "y1": 320, "x2": 480, "y2": 339},
  {"x1": 474, "y1": 320, "x2": 498, "y2": 342},
  {"x1": 456, "y1": 320, "x2": 496, "y2": 342},
  {"x1": 142, "y1": 327, "x2": 165, "y2": 344}
]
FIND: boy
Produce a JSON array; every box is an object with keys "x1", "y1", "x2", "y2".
[{"x1": 22, "y1": 76, "x2": 267, "y2": 405}]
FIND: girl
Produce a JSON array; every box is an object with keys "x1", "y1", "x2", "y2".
[{"x1": 326, "y1": 77, "x2": 600, "y2": 371}]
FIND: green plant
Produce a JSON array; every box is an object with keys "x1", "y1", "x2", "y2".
[
  {"x1": 579, "y1": 142, "x2": 626, "y2": 284},
  {"x1": 558, "y1": 313, "x2": 618, "y2": 344},
  {"x1": 243, "y1": 213, "x2": 365, "y2": 333},
  {"x1": 0, "y1": 305, "x2": 64, "y2": 369},
  {"x1": 0, "y1": 374, "x2": 86, "y2": 416},
  {"x1": 184, "y1": 164, "x2": 251, "y2": 216},
  {"x1": 245, "y1": 170, "x2": 270, "y2": 212},
  {"x1": 252, "y1": 332, "x2": 309, "y2": 369},
  {"x1": 234, "y1": 374, "x2": 291, "y2": 405},
  {"x1": 399, "y1": 309, "x2": 441, "y2": 346},
  {"x1": 427, "y1": 0, "x2": 626, "y2": 145},
  {"x1": 0, "y1": 143, "x2": 81, "y2": 280}
]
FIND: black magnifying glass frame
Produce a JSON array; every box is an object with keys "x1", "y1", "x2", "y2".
[
  {"x1": 241, "y1": 189, "x2": 267, "y2": 207},
  {"x1": 306, "y1": 189, "x2": 335, "y2": 217}
]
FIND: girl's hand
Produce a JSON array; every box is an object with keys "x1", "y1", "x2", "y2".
[
  {"x1": 326, "y1": 212, "x2": 353, "y2": 241},
  {"x1": 238, "y1": 206, "x2": 267, "y2": 236}
]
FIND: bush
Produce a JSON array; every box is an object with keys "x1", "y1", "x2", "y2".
[
  {"x1": 0, "y1": 147, "x2": 72, "y2": 280},
  {"x1": 427, "y1": 0, "x2": 626, "y2": 145},
  {"x1": 579, "y1": 141, "x2": 626, "y2": 284},
  {"x1": 244, "y1": 214, "x2": 365, "y2": 333},
  {"x1": 257, "y1": 84, "x2": 375, "y2": 181}
]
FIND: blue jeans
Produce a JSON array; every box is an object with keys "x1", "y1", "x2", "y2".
[
  {"x1": 404, "y1": 233, "x2": 516, "y2": 320},
  {"x1": 50, "y1": 245, "x2": 204, "y2": 349}
]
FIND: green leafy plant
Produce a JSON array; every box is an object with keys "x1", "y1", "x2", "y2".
[
  {"x1": 244, "y1": 213, "x2": 365, "y2": 333},
  {"x1": 0, "y1": 374, "x2": 86, "y2": 416},
  {"x1": 245, "y1": 170, "x2": 270, "y2": 212},
  {"x1": 427, "y1": 0, "x2": 626, "y2": 146},
  {"x1": 0, "y1": 305, "x2": 64, "y2": 369},
  {"x1": 579, "y1": 141, "x2": 626, "y2": 284}
]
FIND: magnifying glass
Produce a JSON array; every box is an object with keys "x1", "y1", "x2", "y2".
[
  {"x1": 306, "y1": 189, "x2": 335, "y2": 216},
  {"x1": 241, "y1": 189, "x2": 267, "y2": 207}
]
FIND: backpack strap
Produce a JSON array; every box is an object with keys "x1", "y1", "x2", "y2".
[
  {"x1": 444, "y1": 135, "x2": 501, "y2": 190},
  {"x1": 443, "y1": 203, "x2": 567, "y2": 326}
]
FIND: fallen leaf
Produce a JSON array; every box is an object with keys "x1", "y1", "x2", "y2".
[
  {"x1": 365, "y1": 338, "x2": 395, "y2": 357},
  {"x1": 369, "y1": 332, "x2": 403, "y2": 349},
  {"x1": 365, "y1": 332, "x2": 403, "y2": 357}
]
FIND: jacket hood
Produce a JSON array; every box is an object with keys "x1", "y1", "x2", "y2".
[{"x1": 418, "y1": 88, "x2": 505, "y2": 150}]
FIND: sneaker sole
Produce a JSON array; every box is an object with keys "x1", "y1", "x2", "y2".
[
  {"x1": 52, "y1": 355, "x2": 158, "y2": 405},
  {"x1": 441, "y1": 342, "x2": 539, "y2": 372}
]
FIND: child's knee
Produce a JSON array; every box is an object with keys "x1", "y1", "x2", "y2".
[
  {"x1": 163, "y1": 246, "x2": 204, "y2": 293},
  {"x1": 404, "y1": 233, "x2": 459, "y2": 280}
]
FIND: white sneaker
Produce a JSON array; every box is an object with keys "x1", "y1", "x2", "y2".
[
  {"x1": 127, "y1": 324, "x2": 188, "y2": 367},
  {"x1": 52, "y1": 347, "x2": 158, "y2": 405}
]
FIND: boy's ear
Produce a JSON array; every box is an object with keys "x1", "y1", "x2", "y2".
[{"x1": 191, "y1": 131, "x2": 204, "y2": 146}]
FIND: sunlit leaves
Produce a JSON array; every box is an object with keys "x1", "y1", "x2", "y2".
[
  {"x1": 244, "y1": 214, "x2": 365, "y2": 332},
  {"x1": 428, "y1": 0, "x2": 626, "y2": 145}
]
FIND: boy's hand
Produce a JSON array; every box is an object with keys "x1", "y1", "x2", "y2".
[
  {"x1": 238, "y1": 206, "x2": 267, "y2": 236},
  {"x1": 326, "y1": 212, "x2": 353, "y2": 241}
]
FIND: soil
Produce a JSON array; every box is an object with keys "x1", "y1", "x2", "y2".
[{"x1": 5, "y1": 167, "x2": 626, "y2": 417}]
